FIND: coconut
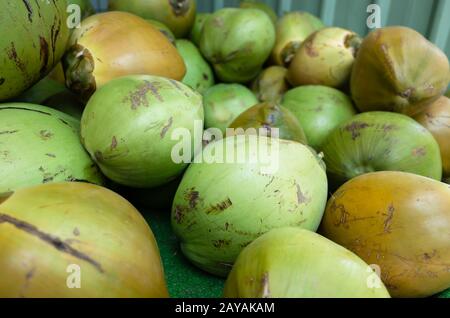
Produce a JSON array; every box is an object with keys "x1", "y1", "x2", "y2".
[
  {"x1": 414, "y1": 96, "x2": 450, "y2": 178},
  {"x1": 200, "y1": 8, "x2": 275, "y2": 83},
  {"x1": 229, "y1": 102, "x2": 308, "y2": 144},
  {"x1": 0, "y1": 103, "x2": 103, "y2": 193},
  {"x1": 0, "y1": 182, "x2": 168, "y2": 297},
  {"x1": 203, "y1": 84, "x2": 258, "y2": 134},
  {"x1": 176, "y1": 39, "x2": 214, "y2": 94},
  {"x1": 271, "y1": 12, "x2": 324, "y2": 66},
  {"x1": 63, "y1": 12, "x2": 186, "y2": 100},
  {"x1": 171, "y1": 135, "x2": 328, "y2": 276},
  {"x1": 287, "y1": 27, "x2": 361, "y2": 88},
  {"x1": 320, "y1": 111, "x2": 442, "y2": 188},
  {"x1": 251, "y1": 66, "x2": 290, "y2": 103},
  {"x1": 0, "y1": 0, "x2": 69, "y2": 101},
  {"x1": 108, "y1": 0, "x2": 196, "y2": 38},
  {"x1": 146, "y1": 19, "x2": 176, "y2": 44},
  {"x1": 189, "y1": 13, "x2": 211, "y2": 46},
  {"x1": 48, "y1": 63, "x2": 66, "y2": 85},
  {"x1": 282, "y1": 85, "x2": 356, "y2": 150},
  {"x1": 224, "y1": 227, "x2": 390, "y2": 298},
  {"x1": 81, "y1": 75, "x2": 203, "y2": 188},
  {"x1": 320, "y1": 171, "x2": 450, "y2": 297},
  {"x1": 350, "y1": 26, "x2": 450, "y2": 116}
]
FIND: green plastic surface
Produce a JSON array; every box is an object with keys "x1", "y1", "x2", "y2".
[{"x1": 142, "y1": 209, "x2": 225, "y2": 298}]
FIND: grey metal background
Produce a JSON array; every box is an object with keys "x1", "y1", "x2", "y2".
[{"x1": 90, "y1": 0, "x2": 450, "y2": 56}]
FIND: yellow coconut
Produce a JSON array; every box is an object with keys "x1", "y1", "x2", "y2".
[
  {"x1": 320, "y1": 171, "x2": 450, "y2": 297},
  {"x1": 63, "y1": 11, "x2": 186, "y2": 100},
  {"x1": 0, "y1": 182, "x2": 168, "y2": 298}
]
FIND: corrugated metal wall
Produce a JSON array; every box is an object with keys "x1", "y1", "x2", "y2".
[{"x1": 91, "y1": 0, "x2": 450, "y2": 56}]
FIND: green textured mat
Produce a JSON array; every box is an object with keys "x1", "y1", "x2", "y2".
[
  {"x1": 142, "y1": 209, "x2": 225, "y2": 298},
  {"x1": 438, "y1": 289, "x2": 450, "y2": 298}
]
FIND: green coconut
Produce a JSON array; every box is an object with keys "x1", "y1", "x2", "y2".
[
  {"x1": 175, "y1": 39, "x2": 214, "y2": 94},
  {"x1": 251, "y1": 66, "x2": 290, "y2": 103},
  {"x1": 200, "y1": 8, "x2": 275, "y2": 83},
  {"x1": 271, "y1": 11, "x2": 324, "y2": 66},
  {"x1": 203, "y1": 84, "x2": 258, "y2": 134},
  {"x1": 0, "y1": 103, "x2": 103, "y2": 193},
  {"x1": 287, "y1": 27, "x2": 362, "y2": 88},
  {"x1": 0, "y1": 0, "x2": 69, "y2": 101},
  {"x1": 171, "y1": 135, "x2": 328, "y2": 276},
  {"x1": 239, "y1": 0, "x2": 277, "y2": 26},
  {"x1": 81, "y1": 75, "x2": 204, "y2": 188},
  {"x1": 282, "y1": 85, "x2": 356, "y2": 150},
  {"x1": 147, "y1": 19, "x2": 176, "y2": 44},
  {"x1": 108, "y1": 0, "x2": 197, "y2": 38},
  {"x1": 351, "y1": 26, "x2": 450, "y2": 116},
  {"x1": 321, "y1": 111, "x2": 443, "y2": 188},
  {"x1": 189, "y1": 13, "x2": 210, "y2": 46},
  {"x1": 224, "y1": 227, "x2": 391, "y2": 298},
  {"x1": 13, "y1": 77, "x2": 68, "y2": 105},
  {"x1": 229, "y1": 102, "x2": 308, "y2": 144}
]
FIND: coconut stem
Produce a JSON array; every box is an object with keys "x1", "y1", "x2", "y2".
[
  {"x1": 169, "y1": 0, "x2": 190, "y2": 16},
  {"x1": 63, "y1": 44, "x2": 96, "y2": 101},
  {"x1": 345, "y1": 34, "x2": 362, "y2": 58},
  {"x1": 282, "y1": 41, "x2": 301, "y2": 65}
]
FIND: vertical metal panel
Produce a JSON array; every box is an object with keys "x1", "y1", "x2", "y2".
[
  {"x1": 446, "y1": 32, "x2": 450, "y2": 59},
  {"x1": 277, "y1": 0, "x2": 292, "y2": 16},
  {"x1": 93, "y1": 0, "x2": 107, "y2": 11},
  {"x1": 261, "y1": 0, "x2": 279, "y2": 13},
  {"x1": 430, "y1": 0, "x2": 450, "y2": 50},
  {"x1": 332, "y1": 0, "x2": 373, "y2": 36},
  {"x1": 213, "y1": 0, "x2": 225, "y2": 10},
  {"x1": 387, "y1": 0, "x2": 435, "y2": 35},
  {"x1": 225, "y1": 0, "x2": 241, "y2": 7},
  {"x1": 197, "y1": 0, "x2": 214, "y2": 12},
  {"x1": 90, "y1": 0, "x2": 450, "y2": 56},
  {"x1": 374, "y1": 0, "x2": 392, "y2": 28},
  {"x1": 319, "y1": 0, "x2": 337, "y2": 26},
  {"x1": 288, "y1": 0, "x2": 321, "y2": 16}
]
